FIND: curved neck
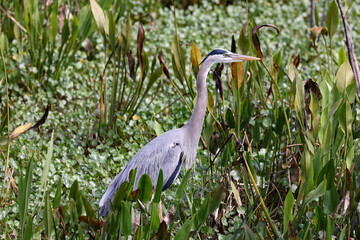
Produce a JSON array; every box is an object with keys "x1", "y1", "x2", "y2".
[{"x1": 184, "y1": 60, "x2": 214, "y2": 135}]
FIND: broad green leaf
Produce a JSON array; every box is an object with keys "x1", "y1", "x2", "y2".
[
  {"x1": 304, "y1": 180, "x2": 326, "y2": 206},
  {"x1": 120, "y1": 201, "x2": 132, "y2": 236},
  {"x1": 44, "y1": 192, "x2": 53, "y2": 238},
  {"x1": 70, "y1": 16, "x2": 79, "y2": 47},
  {"x1": 238, "y1": 25, "x2": 249, "y2": 55},
  {"x1": 225, "y1": 108, "x2": 235, "y2": 129},
  {"x1": 69, "y1": 180, "x2": 79, "y2": 201},
  {"x1": 23, "y1": 215, "x2": 33, "y2": 240},
  {"x1": 326, "y1": 0, "x2": 339, "y2": 40},
  {"x1": 153, "y1": 169, "x2": 163, "y2": 203},
  {"x1": 346, "y1": 139, "x2": 354, "y2": 169},
  {"x1": 174, "y1": 218, "x2": 192, "y2": 240},
  {"x1": 196, "y1": 194, "x2": 210, "y2": 229},
  {"x1": 77, "y1": 6, "x2": 93, "y2": 41},
  {"x1": 309, "y1": 92, "x2": 320, "y2": 138},
  {"x1": 175, "y1": 169, "x2": 191, "y2": 201},
  {"x1": 41, "y1": 131, "x2": 54, "y2": 189},
  {"x1": 151, "y1": 203, "x2": 161, "y2": 232},
  {"x1": 0, "y1": 32, "x2": 9, "y2": 54},
  {"x1": 18, "y1": 158, "x2": 33, "y2": 232},
  {"x1": 90, "y1": 0, "x2": 108, "y2": 34},
  {"x1": 80, "y1": 195, "x2": 95, "y2": 218},
  {"x1": 153, "y1": 120, "x2": 164, "y2": 137},
  {"x1": 283, "y1": 191, "x2": 294, "y2": 235},
  {"x1": 171, "y1": 34, "x2": 186, "y2": 82},
  {"x1": 114, "y1": 181, "x2": 128, "y2": 210},
  {"x1": 324, "y1": 187, "x2": 340, "y2": 214},
  {"x1": 61, "y1": 18, "x2": 70, "y2": 46},
  {"x1": 122, "y1": 14, "x2": 132, "y2": 52},
  {"x1": 338, "y1": 48, "x2": 347, "y2": 68},
  {"x1": 138, "y1": 174, "x2": 153, "y2": 203},
  {"x1": 339, "y1": 101, "x2": 353, "y2": 135},
  {"x1": 53, "y1": 178, "x2": 62, "y2": 208},
  {"x1": 335, "y1": 61, "x2": 354, "y2": 93}
]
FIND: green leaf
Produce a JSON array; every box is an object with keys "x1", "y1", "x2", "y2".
[
  {"x1": 324, "y1": 187, "x2": 340, "y2": 214},
  {"x1": 196, "y1": 194, "x2": 210, "y2": 229},
  {"x1": 70, "y1": 16, "x2": 79, "y2": 47},
  {"x1": 108, "y1": 12, "x2": 116, "y2": 51},
  {"x1": 120, "y1": 201, "x2": 132, "y2": 236},
  {"x1": 41, "y1": 131, "x2": 54, "y2": 190},
  {"x1": 338, "y1": 47, "x2": 347, "y2": 68},
  {"x1": 174, "y1": 218, "x2": 192, "y2": 240},
  {"x1": 151, "y1": 203, "x2": 161, "y2": 232},
  {"x1": 326, "y1": 0, "x2": 339, "y2": 40},
  {"x1": 335, "y1": 61, "x2": 354, "y2": 93},
  {"x1": 61, "y1": 18, "x2": 70, "y2": 46},
  {"x1": 23, "y1": 214, "x2": 33, "y2": 240},
  {"x1": 170, "y1": 34, "x2": 186, "y2": 83},
  {"x1": 225, "y1": 108, "x2": 235, "y2": 129},
  {"x1": 154, "y1": 169, "x2": 163, "y2": 203},
  {"x1": 138, "y1": 174, "x2": 153, "y2": 203},
  {"x1": 209, "y1": 184, "x2": 225, "y2": 213},
  {"x1": 122, "y1": 14, "x2": 132, "y2": 52},
  {"x1": 80, "y1": 195, "x2": 95, "y2": 218},
  {"x1": 69, "y1": 180, "x2": 79, "y2": 201},
  {"x1": 339, "y1": 101, "x2": 353, "y2": 135},
  {"x1": 44, "y1": 192, "x2": 53, "y2": 238},
  {"x1": 53, "y1": 178, "x2": 62, "y2": 208},
  {"x1": 304, "y1": 180, "x2": 326, "y2": 206},
  {"x1": 283, "y1": 191, "x2": 294, "y2": 235},
  {"x1": 114, "y1": 181, "x2": 128, "y2": 210},
  {"x1": 18, "y1": 158, "x2": 33, "y2": 232},
  {"x1": 252, "y1": 120, "x2": 260, "y2": 145},
  {"x1": 175, "y1": 169, "x2": 191, "y2": 201},
  {"x1": 153, "y1": 120, "x2": 164, "y2": 137}
]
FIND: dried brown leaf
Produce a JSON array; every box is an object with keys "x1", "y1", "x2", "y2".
[
  {"x1": 252, "y1": 24, "x2": 280, "y2": 59},
  {"x1": 127, "y1": 49, "x2": 136, "y2": 81},
  {"x1": 137, "y1": 23, "x2": 145, "y2": 69}
]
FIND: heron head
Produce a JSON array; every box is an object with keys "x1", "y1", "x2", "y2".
[{"x1": 201, "y1": 49, "x2": 259, "y2": 64}]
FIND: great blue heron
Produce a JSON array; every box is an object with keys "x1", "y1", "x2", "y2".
[{"x1": 99, "y1": 49, "x2": 259, "y2": 216}]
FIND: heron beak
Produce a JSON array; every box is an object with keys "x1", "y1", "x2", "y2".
[{"x1": 230, "y1": 54, "x2": 260, "y2": 61}]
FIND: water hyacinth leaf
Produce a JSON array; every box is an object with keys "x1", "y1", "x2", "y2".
[
  {"x1": 326, "y1": 0, "x2": 339, "y2": 40},
  {"x1": 44, "y1": 192, "x2": 53, "y2": 238},
  {"x1": 10, "y1": 122, "x2": 32, "y2": 140},
  {"x1": 41, "y1": 131, "x2": 54, "y2": 190},
  {"x1": 80, "y1": 195, "x2": 95, "y2": 218},
  {"x1": 153, "y1": 120, "x2": 164, "y2": 137},
  {"x1": 190, "y1": 41, "x2": 201, "y2": 72},
  {"x1": 283, "y1": 191, "x2": 294, "y2": 235},
  {"x1": 252, "y1": 24, "x2": 280, "y2": 59},
  {"x1": 90, "y1": 0, "x2": 108, "y2": 34},
  {"x1": 154, "y1": 169, "x2": 163, "y2": 203},
  {"x1": 176, "y1": 169, "x2": 191, "y2": 201},
  {"x1": 138, "y1": 174, "x2": 153, "y2": 203},
  {"x1": 120, "y1": 201, "x2": 132, "y2": 236},
  {"x1": 174, "y1": 218, "x2": 192, "y2": 240},
  {"x1": 335, "y1": 61, "x2": 354, "y2": 93}
]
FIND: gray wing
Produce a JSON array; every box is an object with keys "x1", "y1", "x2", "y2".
[{"x1": 99, "y1": 131, "x2": 183, "y2": 217}]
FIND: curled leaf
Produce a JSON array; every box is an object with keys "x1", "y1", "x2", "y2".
[
  {"x1": 137, "y1": 23, "x2": 145, "y2": 69},
  {"x1": 252, "y1": 24, "x2": 280, "y2": 59},
  {"x1": 10, "y1": 123, "x2": 33, "y2": 140},
  {"x1": 310, "y1": 27, "x2": 328, "y2": 42},
  {"x1": 127, "y1": 49, "x2": 136, "y2": 81},
  {"x1": 158, "y1": 51, "x2": 172, "y2": 81}
]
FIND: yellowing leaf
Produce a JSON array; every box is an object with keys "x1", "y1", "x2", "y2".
[
  {"x1": 90, "y1": 0, "x2": 108, "y2": 34},
  {"x1": 132, "y1": 115, "x2": 140, "y2": 121},
  {"x1": 231, "y1": 62, "x2": 243, "y2": 90},
  {"x1": 10, "y1": 123, "x2": 33, "y2": 140},
  {"x1": 190, "y1": 41, "x2": 201, "y2": 72},
  {"x1": 335, "y1": 61, "x2": 354, "y2": 93}
]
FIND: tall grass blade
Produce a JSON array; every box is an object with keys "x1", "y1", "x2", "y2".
[{"x1": 41, "y1": 130, "x2": 54, "y2": 190}]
